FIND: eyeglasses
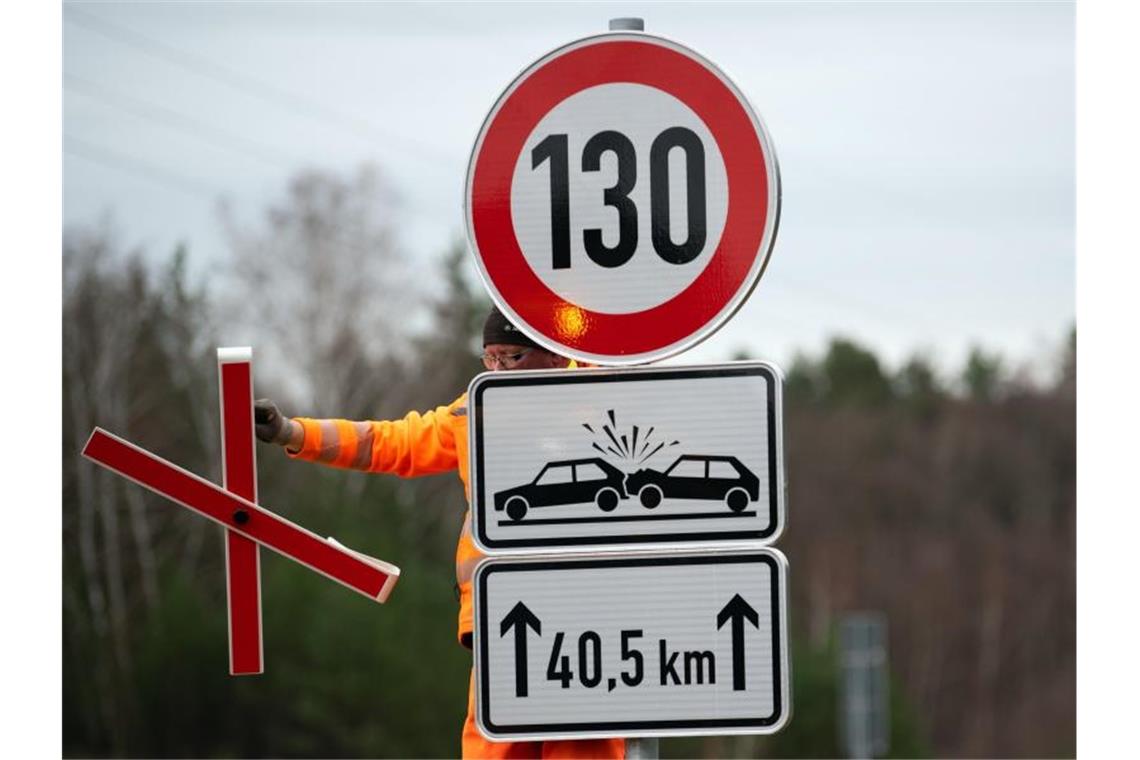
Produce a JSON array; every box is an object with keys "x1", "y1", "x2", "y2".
[{"x1": 481, "y1": 348, "x2": 534, "y2": 370}]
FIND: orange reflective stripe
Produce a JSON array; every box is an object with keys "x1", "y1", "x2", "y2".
[
  {"x1": 455, "y1": 514, "x2": 480, "y2": 582},
  {"x1": 315, "y1": 421, "x2": 340, "y2": 463},
  {"x1": 454, "y1": 511, "x2": 482, "y2": 644},
  {"x1": 332, "y1": 420, "x2": 358, "y2": 467},
  {"x1": 351, "y1": 422, "x2": 374, "y2": 469},
  {"x1": 455, "y1": 515, "x2": 480, "y2": 559},
  {"x1": 456, "y1": 557, "x2": 481, "y2": 586}
]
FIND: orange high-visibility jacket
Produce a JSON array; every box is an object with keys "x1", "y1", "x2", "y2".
[{"x1": 287, "y1": 392, "x2": 481, "y2": 646}]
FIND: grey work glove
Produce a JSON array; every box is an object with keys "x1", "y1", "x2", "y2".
[{"x1": 254, "y1": 398, "x2": 296, "y2": 445}]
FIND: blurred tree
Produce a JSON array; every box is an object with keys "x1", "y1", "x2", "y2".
[
  {"x1": 63, "y1": 171, "x2": 1075, "y2": 758},
  {"x1": 961, "y1": 346, "x2": 1005, "y2": 402},
  {"x1": 1056, "y1": 324, "x2": 1076, "y2": 393},
  {"x1": 218, "y1": 166, "x2": 480, "y2": 566},
  {"x1": 779, "y1": 336, "x2": 1074, "y2": 757},
  {"x1": 63, "y1": 220, "x2": 479, "y2": 758},
  {"x1": 729, "y1": 347, "x2": 754, "y2": 361},
  {"x1": 383, "y1": 241, "x2": 491, "y2": 413},
  {"x1": 820, "y1": 337, "x2": 894, "y2": 407},
  {"x1": 785, "y1": 351, "x2": 822, "y2": 406},
  {"x1": 219, "y1": 164, "x2": 416, "y2": 416},
  {"x1": 764, "y1": 635, "x2": 927, "y2": 759},
  {"x1": 63, "y1": 222, "x2": 222, "y2": 755},
  {"x1": 63, "y1": 180, "x2": 488, "y2": 757},
  {"x1": 662, "y1": 635, "x2": 928, "y2": 759},
  {"x1": 366, "y1": 242, "x2": 492, "y2": 559},
  {"x1": 894, "y1": 354, "x2": 945, "y2": 421}
]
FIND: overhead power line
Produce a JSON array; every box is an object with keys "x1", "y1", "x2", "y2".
[
  {"x1": 65, "y1": 126, "x2": 921, "y2": 335},
  {"x1": 63, "y1": 71, "x2": 462, "y2": 223},
  {"x1": 61, "y1": 8, "x2": 930, "y2": 336},
  {"x1": 64, "y1": 134, "x2": 451, "y2": 270},
  {"x1": 773, "y1": 270, "x2": 940, "y2": 333},
  {"x1": 64, "y1": 6, "x2": 460, "y2": 170},
  {"x1": 65, "y1": 73, "x2": 297, "y2": 170},
  {"x1": 64, "y1": 134, "x2": 221, "y2": 201}
]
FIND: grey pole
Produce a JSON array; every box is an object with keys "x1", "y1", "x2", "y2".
[
  {"x1": 610, "y1": 36, "x2": 653, "y2": 760},
  {"x1": 608, "y1": 18, "x2": 654, "y2": 760},
  {"x1": 608, "y1": 4, "x2": 657, "y2": 750},
  {"x1": 608, "y1": 17, "x2": 645, "y2": 31},
  {"x1": 625, "y1": 736, "x2": 659, "y2": 760}
]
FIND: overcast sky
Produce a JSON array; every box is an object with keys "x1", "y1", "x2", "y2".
[{"x1": 63, "y1": 1, "x2": 1075, "y2": 376}]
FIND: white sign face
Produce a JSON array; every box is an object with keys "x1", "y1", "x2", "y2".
[
  {"x1": 465, "y1": 32, "x2": 781, "y2": 365},
  {"x1": 467, "y1": 362, "x2": 785, "y2": 554},
  {"x1": 509, "y1": 83, "x2": 731, "y2": 315},
  {"x1": 474, "y1": 549, "x2": 790, "y2": 741}
]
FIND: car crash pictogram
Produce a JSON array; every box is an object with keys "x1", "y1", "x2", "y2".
[
  {"x1": 626, "y1": 455, "x2": 759, "y2": 512},
  {"x1": 493, "y1": 453, "x2": 758, "y2": 522},
  {"x1": 469, "y1": 362, "x2": 785, "y2": 551},
  {"x1": 494, "y1": 458, "x2": 628, "y2": 521}
]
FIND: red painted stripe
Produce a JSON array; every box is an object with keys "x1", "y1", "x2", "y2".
[
  {"x1": 82, "y1": 428, "x2": 394, "y2": 599},
  {"x1": 221, "y1": 361, "x2": 257, "y2": 501},
  {"x1": 220, "y1": 359, "x2": 263, "y2": 675},
  {"x1": 226, "y1": 531, "x2": 262, "y2": 673}
]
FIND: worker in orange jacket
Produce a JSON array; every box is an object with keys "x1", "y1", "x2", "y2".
[{"x1": 254, "y1": 307, "x2": 625, "y2": 760}]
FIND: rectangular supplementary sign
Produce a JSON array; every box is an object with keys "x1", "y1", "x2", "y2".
[
  {"x1": 474, "y1": 549, "x2": 790, "y2": 740},
  {"x1": 468, "y1": 362, "x2": 785, "y2": 553}
]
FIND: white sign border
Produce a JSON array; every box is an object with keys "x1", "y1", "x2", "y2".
[
  {"x1": 472, "y1": 546, "x2": 792, "y2": 741},
  {"x1": 463, "y1": 30, "x2": 783, "y2": 366},
  {"x1": 466, "y1": 361, "x2": 787, "y2": 555}
]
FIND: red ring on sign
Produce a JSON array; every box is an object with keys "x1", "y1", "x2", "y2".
[{"x1": 471, "y1": 39, "x2": 770, "y2": 357}]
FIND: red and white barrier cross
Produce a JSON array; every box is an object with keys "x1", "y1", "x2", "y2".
[{"x1": 81, "y1": 347, "x2": 399, "y2": 676}]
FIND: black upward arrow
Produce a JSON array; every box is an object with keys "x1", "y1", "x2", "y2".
[
  {"x1": 500, "y1": 601, "x2": 542, "y2": 697},
  {"x1": 717, "y1": 594, "x2": 760, "y2": 691}
]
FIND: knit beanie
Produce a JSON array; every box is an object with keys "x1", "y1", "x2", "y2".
[{"x1": 482, "y1": 306, "x2": 541, "y2": 349}]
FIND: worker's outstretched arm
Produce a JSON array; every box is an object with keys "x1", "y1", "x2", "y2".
[{"x1": 254, "y1": 398, "x2": 461, "y2": 477}]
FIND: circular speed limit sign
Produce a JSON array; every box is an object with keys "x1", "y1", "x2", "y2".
[{"x1": 465, "y1": 32, "x2": 780, "y2": 365}]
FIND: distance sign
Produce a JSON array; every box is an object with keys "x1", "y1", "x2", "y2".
[{"x1": 473, "y1": 549, "x2": 791, "y2": 740}]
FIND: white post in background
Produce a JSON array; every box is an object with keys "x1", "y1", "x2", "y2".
[{"x1": 840, "y1": 613, "x2": 891, "y2": 758}]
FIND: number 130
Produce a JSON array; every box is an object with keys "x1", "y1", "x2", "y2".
[{"x1": 531, "y1": 127, "x2": 708, "y2": 270}]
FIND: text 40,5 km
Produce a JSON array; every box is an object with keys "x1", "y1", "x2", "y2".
[
  {"x1": 545, "y1": 629, "x2": 713, "y2": 693},
  {"x1": 498, "y1": 596, "x2": 760, "y2": 698},
  {"x1": 531, "y1": 127, "x2": 708, "y2": 270}
]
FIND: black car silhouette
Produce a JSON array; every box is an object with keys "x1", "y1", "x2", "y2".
[
  {"x1": 494, "y1": 458, "x2": 629, "y2": 522},
  {"x1": 625, "y1": 455, "x2": 759, "y2": 512}
]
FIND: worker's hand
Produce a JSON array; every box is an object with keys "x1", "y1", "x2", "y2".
[{"x1": 254, "y1": 398, "x2": 297, "y2": 446}]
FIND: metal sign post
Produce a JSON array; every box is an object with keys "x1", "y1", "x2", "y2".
[{"x1": 605, "y1": 28, "x2": 653, "y2": 760}]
